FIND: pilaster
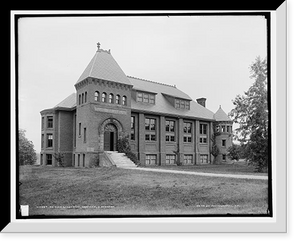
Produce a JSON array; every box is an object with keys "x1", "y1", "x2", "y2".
[
  {"x1": 159, "y1": 115, "x2": 166, "y2": 165},
  {"x1": 138, "y1": 113, "x2": 145, "y2": 165}
]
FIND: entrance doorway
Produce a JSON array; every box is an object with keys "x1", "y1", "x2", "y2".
[{"x1": 103, "y1": 123, "x2": 117, "y2": 151}]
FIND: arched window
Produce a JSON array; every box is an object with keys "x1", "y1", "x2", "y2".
[
  {"x1": 85, "y1": 92, "x2": 87, "y2": 103},
  {"x1": 94, "y1": 91, "x2": 99, "y2": 101},
  {"x1": 82, "y1": 93, "x2": 84, "y2": 104},
  {"x1": 79, "y1": 94, "x2": 81, "y2": 105},
  {"x1": 102, "y1": 92, "x2": 107, "y2": 103},
  {"x1": 122, "y1": 96, "x2": 127, "y2": 106},
  {"x1": 115, "y1": 94, "x2": 120, "y2": 104},
  {"x1": 109, "y1": 93, "x2": 114, "y2": 104}
]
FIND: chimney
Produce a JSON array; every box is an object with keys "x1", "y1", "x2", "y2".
[{"x1": 196, "y1": 98, "x2": 206, "y2": 107}]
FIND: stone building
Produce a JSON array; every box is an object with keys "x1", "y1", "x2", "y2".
[{"x1": 40, "y1": 44, "x2": 233, "y2": 167}]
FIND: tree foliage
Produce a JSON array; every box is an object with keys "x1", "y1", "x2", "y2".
[
  {"x1": 19, "y1": 129, "x2": 37, "y2": 165},
  {"x1": 227, "y1": 144, "x2": 240, "y2": 162},
  {"x1": 229, "y1": 57, "x2": 268, "y2": 172}
]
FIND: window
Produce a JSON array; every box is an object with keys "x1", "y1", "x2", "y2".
[
  {"x1": 122, "y1": 96, "x2": 127, "y2": 106},
  {"x1": 143, "y1": 93, "x2": 149, "y2": 103},
  {"x1": 83, "y1": 154, "x2": 85, "y2": 167},
  {"x1": 82, "y1": 93, "x2": 84, "y2": 104},
  {"x1": 79, "y1": 123, "x2": 81, "y2": 136},
  {"x1": 222, "y1": 154, "x2": 226, "y2": 161},
  {"x1": 146, "y1": 155, "x2": 156, "y2": 165},
  {"x1": 166, "y1": 120, "x2": 175, "y2": 142},
  {"x1": 166, "y1": 154, "x2": 176, "y2": 165},
  {"x1": 184, "y1": 122, "x2": 192, "y2": 133},
  {"x1": 136, "y1": 91, "x2": 155, "y2": 104},
  {"x1": 83, "y1": 128, "x2": 87, "y2": 143},
  {"x1": 46, "y1": 154, "x2": 52, "y2": 165},
  {"x1": 47, "y1": 134, "x2": 53, "y2": 148},
  {"x1": 116, "y1": 94, "x2": 120, "y2": 104},
  {"x1": 200, "y1": 124, "x2": 207, "y2": 134},
  {"x1": 149, "y1": 94, "x2": 155, "y2": 104},
  {"x1": 109, "y1": 93, "x2": 114, "y2": 103},
  {"x1": 137, "y1": 92, "x2": 143, "y2": 102},
  {"x1": 222, "y1": 125, "x2": 226, "y2": 132},
  {"x1": 200, "y1": 154, "x2": 208, "y2": 163},
  {"x1": 131, "y1": 116, "x2": 135, "y2": 140},
  {"x1": 78, "y1": 154, "x2": 80, "y2": 166},
  {"x1": 222, "y1": 139, "x2": 226, "y2": 147},
  {"x1": 185, "y1": 100, "x2": 190, "y2": 110},
  {"x1": 183, "y1": 122, "x2": 192, "y2": 143},
  {"x1": 175, "y1": 99, "x2": 190, "y2": 109},
  {"x1": 85, "y1": 92, "x2": 87, "y2": 103},
  {"x1": 200, "y1": 123, "x2": 208, "y2": 144},
  {"x1": 199, "y1": 137, "x2": 207, "y2": 144},
  {"x1": 41, "y1": 117, "x2": 44, "y2": 130},
  {"x1": 145, "y1": 118, "x2": 156, "y2": 141},
  {"x1": 184, "y1": 155, "x2": 193, "y2": 164},
  {"x1": 79, "y1": 94, "x2": 81, "y2": 105},
  {"x1": 40, "y1": 154, "x2": 43, "y2": 165},
  {"x1": 47, "y1": 116, "x2": 53, "y2": 128},
  {"x1": 102, "y1": 92, "x2": 107, "y2": 103},
  {"x1": 145, "y1": 118, "x2": 156, "y2": 131},
  {"x1": 94, "y1": 91, "x2": 100, "y2": 101}
]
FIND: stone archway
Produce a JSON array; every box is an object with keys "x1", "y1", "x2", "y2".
[{"x1": 99, "y1": 118, "x2": 123, "y2": 152}]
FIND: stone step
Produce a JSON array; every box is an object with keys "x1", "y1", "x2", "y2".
[{"x1": 105, "y1": 151, "x2": 137, "y2": 168}]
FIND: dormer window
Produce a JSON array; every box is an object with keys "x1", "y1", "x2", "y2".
[
  {"x1": 175, "y1": 99, "x2": 190, "y2": 109},
  {"x1": 136, "y1": 91, "x2": 155, "y2": 104}
]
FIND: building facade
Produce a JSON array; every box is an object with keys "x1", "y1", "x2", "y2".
[{"x1": 40, "y1": 44, "x2": 233, "y2": 167}]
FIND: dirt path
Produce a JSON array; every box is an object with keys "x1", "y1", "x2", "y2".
[{"x1": 122, "y1": 167, "x2": 268, "y2": 180}]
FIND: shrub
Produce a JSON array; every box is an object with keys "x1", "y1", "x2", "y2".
[
  {"x1": 52, "y1": 153, "x2": 65, "y2": 167},
  {"x1": 117, "y1": 135, "x2": 139, "y2": 165}
]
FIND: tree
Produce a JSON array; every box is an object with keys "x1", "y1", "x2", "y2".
[
  {"x1": 19, "y1": 129, "x2": 37, "y2": 165},
  {"x1": 210, "y1": 129, "x2": 220, "y2": 164},
  {"x1": 229, "y1": 56, "x2": 268, "y2": 172},
  {"x1": 227, "y1": 144, "x2": 240, "y2": 162}
]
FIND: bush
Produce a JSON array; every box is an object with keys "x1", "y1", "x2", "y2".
[
  {"x1": 52, "y1": 153, "x2": 65, "y2": 167},
  {"x1": 117, "y1": 135, "x2": 139, "y2": 165}
]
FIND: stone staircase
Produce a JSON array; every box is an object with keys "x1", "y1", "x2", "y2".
[{"x1": 105, "y1": 151, "x2": 137, "y2": 168}]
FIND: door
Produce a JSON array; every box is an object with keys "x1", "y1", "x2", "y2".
[
  {"x1": 104, "y1": 131, "x2": 111, "y2": 151},
  {"x1": 104, "y1": 123, "x2": 117, "y2": 151}
]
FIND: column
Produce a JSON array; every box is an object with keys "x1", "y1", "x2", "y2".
[
  {"x1": 195, "y1": 120, "x2": 200, "y2": 165},
  {"x1": 159, "y1": 116, "x2": 166, "y2": 166},
  {"x1": 178, "y1": 118, "x2": 184, "y2": 164}
]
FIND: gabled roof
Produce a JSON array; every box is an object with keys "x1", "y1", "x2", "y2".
[
  {"x1": 76, "y1": 49, "x2": 131, "y2": 86},
  {"x1": 128, "y1": 76, "x2": 191, "y2": 100},
  {"x1": 54, "y1": 93, "x2": 76, "y2": 109},
  {"x1": 214, "y1": 106, "x2": 232, "y2": 121},
  {"x1": 128, "y1": 76, "x2": 214, "y2": 120}
]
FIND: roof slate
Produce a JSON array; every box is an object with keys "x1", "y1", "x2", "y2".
[
  {"x1": 129, "y1": 76, "x2": 214, "y2": 120},
  {"x1": 76, "y1": 49, "x2": 131, "y2": 86},
  {"x1": 54, "y1": 93, "x2": 76, "y2": 109},
  {"x1": 213, "y1": 106, "x2": 232, "y2": 121}
]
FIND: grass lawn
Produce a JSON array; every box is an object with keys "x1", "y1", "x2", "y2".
[{"x1": 19, "y1": 165, "x2": 269, "y2": 216}]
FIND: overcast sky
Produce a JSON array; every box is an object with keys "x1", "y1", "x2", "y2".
[{"x1": 17, "y1": 14, "x2": 267, "y2": 152}]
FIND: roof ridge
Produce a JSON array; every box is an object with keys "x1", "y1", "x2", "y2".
[{"x1": 127, "y1": 75, "x2": 176, "y2": 88}]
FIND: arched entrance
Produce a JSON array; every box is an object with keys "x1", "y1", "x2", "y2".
[
  {"x1": 99, "y1": 118, "x2": 123, "y2": 152},
  {"x1": 104, "y1": 123, "x2": 117, "y2": 151}
]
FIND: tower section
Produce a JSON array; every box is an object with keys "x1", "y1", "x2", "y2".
[
  {"x1": 213, "y1": 106, "x2": 233, "y2": 164},
  {"x1": 74, "y1": 43, "x2": 132, "y2": 167}
]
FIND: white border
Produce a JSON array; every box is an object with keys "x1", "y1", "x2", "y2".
[{"x1": 5, "y1": 5, "x2": 287, "y2": 232}]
